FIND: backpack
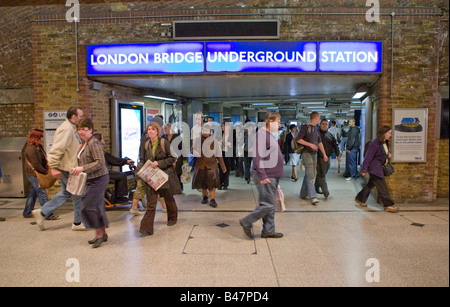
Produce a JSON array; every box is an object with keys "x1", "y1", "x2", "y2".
[{"x1": 291, "y1": 125, "x2": 313, "y2": 154}]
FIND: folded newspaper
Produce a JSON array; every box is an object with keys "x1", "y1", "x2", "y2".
[
  {"x1": 66, "y1": 171, "x2": 87, "y2": 196},
  {"x1": 137, "y1": 160, "x2": 168, "y2": 191}
]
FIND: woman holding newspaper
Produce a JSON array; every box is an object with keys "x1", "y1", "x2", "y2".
[
  {"x1": 137, "y1": 122, "x2": 180, "y2": 236},
  {"x1": 71, "y1": 118, "x2": 110, "y2": 248}
]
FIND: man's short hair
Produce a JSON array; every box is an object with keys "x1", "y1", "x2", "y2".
[
  {"x1": 67, "y1": 107, "x2": 81, "y2": 120},
  {"x1": 310, "y1": 111, "x2": 319, "y2": 120}
]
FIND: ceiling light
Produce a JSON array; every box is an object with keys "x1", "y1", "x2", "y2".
[
  {"x1": 143, "y1": 95, "x2": 178, "y2": 101},
  {"x1": 141, "y1": 89, "x2": 178, "y2": 101},
  {"x1": 352, "y1": 92, "x2": 366, "y2": 99}
]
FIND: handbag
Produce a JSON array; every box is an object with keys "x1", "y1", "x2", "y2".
[
  {"x1": 381, "y1": 143, "x2": 394, "y2": 177},
  {"x1": 382, "y1": 162, "x2": 395, "y2": 177},
  {"x1": 25, "y1": 159, "x2": 57, "y2": 189}
]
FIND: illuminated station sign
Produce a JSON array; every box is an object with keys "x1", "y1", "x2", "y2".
[{"x1": 87, "y1": 41, "x2": 382, "y2": 75}]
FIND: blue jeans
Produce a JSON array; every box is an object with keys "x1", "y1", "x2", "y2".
[
  {"x1": 241, "y1": 173, "x2": 279, "y2": 235},
  {"x1": 24, "y1": 176, "x2": 48, "y2": 217},
  {"x1": 300, "y1": 151, "x2": 318, "y2": 199},
  {"x1": 348, "y1": 149, "x2": 359, "y2": 179},
  {"x1": 40, "y1": 170, "x2": 83, "y2": 224}
]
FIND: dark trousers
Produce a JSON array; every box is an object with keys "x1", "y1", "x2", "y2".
[
  {"x1": 356, "y1": 174, "x2": 394, "y2": 207},
  {"x1": 219, "y1": 156, "x2": 232, "y2": 188},
  {"x1": 315, "y1": 158, "x2": 330, "y2": 197},
  {"x1": 140, "y1": 187, "x2": 178, "y2": 234},
  {"x1": 243, "y1": 156, "x2": 253, "y2": 181},
  {"x1": 81, "y1": 174, "x2": 109, "y2": 229},
  {"x1": 108, "y1": 170, "x2": 128, "y2": 198}
]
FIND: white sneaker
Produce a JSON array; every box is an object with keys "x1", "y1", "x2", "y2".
[
  {"x1": 345, "y1": 177, "x2": 353, "y2": 181},
  {"x1": 129, "y1": 208, "x2": 144, "y2": 216},
  {"x1": 32, "y1": 209, "x2": 45, "y2": 231},
  {"x1": 72, "y1": 223, "x2": 88, "y2": 231}
]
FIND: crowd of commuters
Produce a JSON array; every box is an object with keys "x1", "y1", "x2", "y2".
[{"x1": 18, "y1": 106, "x2": 397, "y2": 247}]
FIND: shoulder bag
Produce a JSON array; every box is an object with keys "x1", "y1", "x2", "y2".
[
  {"x1": 25, "y1": 159, "x2": 57, "y2": 189},
  {"x1": 381, "y1": 143, "x2": 394, "y2": 177}
]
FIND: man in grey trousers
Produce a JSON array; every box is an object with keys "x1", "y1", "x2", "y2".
[{"x1": 240, "y1": 112, "x2": 284, "y2": 239}]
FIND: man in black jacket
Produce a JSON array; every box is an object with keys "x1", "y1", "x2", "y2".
[
  {"x1": 315, "y1": 119, "x2": 341, "y2": 198},
  {"x1": 346, "y1": 118, "x2": 361, "y2": 180},
  {"x1": 94, "y1": 133, "x2": 134, "y2": 202}
]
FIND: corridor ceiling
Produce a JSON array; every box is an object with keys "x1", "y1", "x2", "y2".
[{"x1": 92, "y1": 73, "x2": 380, "y2": 120}]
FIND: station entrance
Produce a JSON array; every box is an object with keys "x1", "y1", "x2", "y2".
[{"x1": 90, "y1": 70, "x2": 381, "y2": 210}]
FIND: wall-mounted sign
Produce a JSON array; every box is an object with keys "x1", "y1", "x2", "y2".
[
  {"x1": 319, "y1": 41, "x2": 382, "y2": 73},
  {"x1": 87, "y1": 42, "x2": 205, "y2": 75},
  {"x1": 87, "y1": 41, "x2": 382, "y2": 75},
  {"x1": 392, "y1": 108, "x2": 428, "y2": 163},
  {"x1": 43, "y1": 110, "x2": 67, "y2": 154},
  {"x1": 205, "y1": 41, "x2": 317, "y2": 73}
]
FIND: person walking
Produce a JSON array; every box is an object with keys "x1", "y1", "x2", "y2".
[
  {"x1": 71, "y1": 118, "x2": 110, "y2": 248},
  {"x1": 355, "y1": 126, "x2": 399, "y2": 213},
  {"x1": 346, "y1": 118, "x2": 361, "y2": 181},
  {"x1": 285, "y1": 124, "x2": 300, "y2": 182},
  {"x1": 162, "y1": 123, "x2": 183, "y2": 192},
  {"x1": 192, "y1": 122, "x2": 227, "y2": 207},
  {"x1": 315, "y1": 119, "x2": 341, "y2": 198},
  {"x1": 138, "y1": 122, "x2": 180, "y2": 236},
  {"x1": 239, "y1": 112, "x2": 284, "y2": 239},
  {"x1": 32, "y1": 107, "x2": 85, "y2": 231},
  {"x1": 219, "y1": 121, "x2": 233, "y2": 190},
  {"x1": 243, "y1": 119, "x2": 255, "y2": 184},
  {"x1": 23, "y1": 129, "x2": 51, "y2": 218},
  {"x1": 295, "y1": 112, "x2": 328, "y2": 205}
]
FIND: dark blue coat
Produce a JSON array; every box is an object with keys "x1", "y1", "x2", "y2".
[{"x1": 361, "y1": 138, "x2": 387, "y2": 178}]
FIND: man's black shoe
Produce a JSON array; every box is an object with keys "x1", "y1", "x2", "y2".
[
  {"x1": 239, "y1": 219, "x2": 253, "y2": 239},
  {"x1": 261, "y1": 233, "x2": 284, "y2": 239}
]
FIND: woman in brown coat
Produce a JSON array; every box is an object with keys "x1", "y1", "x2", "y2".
[
  {"x1": 192, "y1": 122, "x2": 227, "y2": 208},
  {"x1": 138, "y1": 122, "x2": 180, "y2": 236},
  {"x1": 23, "y1": 129, "x2": 49, "y2": 218}
]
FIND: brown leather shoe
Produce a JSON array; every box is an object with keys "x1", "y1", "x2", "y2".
[
  {"x1": 354, "y1": 198, "x2": 368, "y2": 207},
  {"x1": 384, "y1": 206, "x2": 399, "y2": 213}
]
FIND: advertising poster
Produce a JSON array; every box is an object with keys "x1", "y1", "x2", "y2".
[
  {"x1": 392, "y1": 108, "x2": 428, "y2": 163},
  {"x1": 146, "y1": 108, "x2": 160, "y2": 126},
  {"x1": 120, "y1": 107, "x2": 143, "y2": 172}
]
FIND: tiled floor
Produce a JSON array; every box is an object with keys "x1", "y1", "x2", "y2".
[{"x1": 0, "y1": 160, "x2": 448, "y2": 287}]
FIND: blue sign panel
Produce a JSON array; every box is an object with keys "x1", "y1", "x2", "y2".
[
  {"x1": 205, "y1": 41, "x2": 318, "y2": 73},
  {"x1": 318, "y1": 41, "x2": 382, "y2": 73},
  {"x1": 87, "y1": 42, "x2": 205, "y2": 75},
  {"x1": 86, "y1": 41, "x2": 383, "y2": 75}
]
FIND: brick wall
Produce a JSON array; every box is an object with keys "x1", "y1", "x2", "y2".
[{"x1": 1, "y1": 1, "x2": 448, "y2": 202}]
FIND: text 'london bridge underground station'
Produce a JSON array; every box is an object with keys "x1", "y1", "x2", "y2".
[{"x1": 87, "y1": 41, "x2": 382, "y2": 74}]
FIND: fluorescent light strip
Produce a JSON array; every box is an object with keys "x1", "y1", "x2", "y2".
[{"x1": 144, "y1": 95, "x2": 177, "y2": 101}]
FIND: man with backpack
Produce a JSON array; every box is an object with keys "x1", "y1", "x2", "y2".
[{"x1": 295, "y1": 112, "x2": 328, "y2": 205}]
